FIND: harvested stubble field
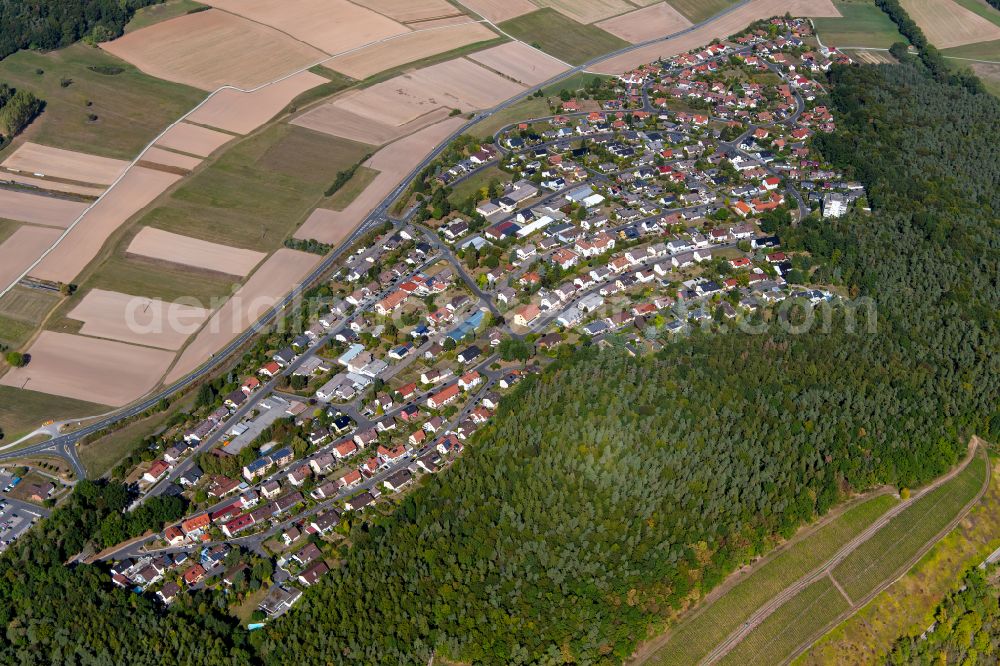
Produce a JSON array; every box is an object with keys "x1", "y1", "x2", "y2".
[
  {"x1": 202, "y1": 0, "x2": 408, "y2": 55},
  {"x1": 0, "y1": 284, "x2": 60, "y2": 348},
  {"x1": 127, "y1": 227, "x2": 265, "y2": 277},
  {"x1": 164, "y1": 249, "x2": 321, "y2": 383},
  {"x1": 596, "y1": 2, "x2": 693, "y2": 44},
  {"x1": 534, "y1": 0, "x2": 637, "y2": 23},
  {"x1": 467, "y1": 41, "x2": 570, "y2": 85},
  {"x1": 185, "y1": 71, "x2": 329, "y2": 136},
  {"x1": 101, "y1": 9, "x2": 325, "y2": 91},
  {"x1": 0, "y1": 189, "x2": 88, "y2": 229},
  {"x1": 139, "y1": 147, "x2": 202, "y2": 172},
  {"x1": 2, "y1": 142, "x2": 128, "y2": 186},
  {"x1": 717, "y1": 577, "x2": 851, "y2": 666},
  {"x1": 832, "y1": 453, "x2": 987, "y2": 602},
  {"x1": 324, "y1": 22, "x2": 499, "y2": 79},
  {"x1": 591, "y1": 0, "x2": 840, "y2": 73},
  {"x1": 0, "y1": 172, "x2": 104, "y2": 198},
  {"x1": 500, "y1": 9, "x2": 630, "y2": 65},
  {"x1": 0, "y1": 331, "x2": 176, "y2": 407},
  {"x1": 645, "y1": 494, "x2": 897, "y2": 666},
  {"x1": 457, "y1": 0, "x2": 535, "y2": 22},
  {"x1": 67, "y1": 288, "x2": 212, "y2": 351},
  {"x1": 87, "y1": 254, "x2": 238, "y2": 305},
  {"x1": 802, "y1": 451, "x2": 1000, "y2": 665},
  {"x1": 133, "y1": 124, "x2": 373, "y2": 252},
  {"x1": 154, "y1": 122, "x2": 235, "y2": 157},
  {"x1": 0, "y1": 226, "x2": 62, "y2": 292},
  {"x1": 352, "y1": 0, "x2": 464, "y2": 22},
  {"x1": 29, "y1": 166, "x2": 183, "y2": 285},
  {"x1": 901, "y1": 0, "x2": 1000, "y2": 48},
  {"x1": 293, "y1": 104, "x2": 455, "y2": 145},
  {"x1": 0, "y1": 44, "x2": 203, "y2": 161},
  {"x1": 665, "y1": 0, "x2": 739, "y2": 23},
  {"x1": 295, "y1": 116, "x2": 467, "y2": 243}
]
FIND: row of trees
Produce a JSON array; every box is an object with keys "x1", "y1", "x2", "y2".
[{"x1": 0, "y1": 83, "x2": 42, "y2": 142}]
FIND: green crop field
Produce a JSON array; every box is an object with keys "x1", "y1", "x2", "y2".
[
  {"x1": 85, "y1": 255, "x2": 239, "y2": 304},
  {"x1": 813, "y1": 1, "x2": 908, "y2": 49},
  {"x1": 124, "y1": 0, "x2": 207, "y2": 33},
  {"x1": 942, "y1": 37, "x2": 1000, "y2": 60},
  {"x1": 648, "y1": 494, "x2": 897, "y2": 665},
  {"x1": 0, "y1": 386, "x2": 105, "y2": 442},
  {"x1": 717, "y1": 577, "x2": 850, "y2": 666},
  {"x1": 832, "y1": 453, "x2": 987, "y2": 602},
  {"x1": 131, "y1": 124, "x2": 374, "y2": 252},
  {"x1": 667, "y1": 0, "x2": 739, "y2": 23},
  {"x1": 500, "y1": 9, "x2": 629, "y2": 65},
  {"x1": 0, "y1": 43, "x2": 203, "y2": 161}
]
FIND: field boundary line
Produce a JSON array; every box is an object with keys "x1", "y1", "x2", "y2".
[
  {"x1": 702, "y1": 439, "x2": 982, "y2": 664},
  {"x1": 784, "y1": 443, "x2": 991, "y2": 664},
  {"x1": 827, "y1": 572, "x2": 852, "y2": 605}
]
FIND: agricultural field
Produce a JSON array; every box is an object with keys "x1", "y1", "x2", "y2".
[
  {"x1": 0, "y1": 386, "x2": 104, "y2": 442},
  {"x1": 951, "y1": 0, "x2": 1000, "y2": 28},
  {"x1": 132, "y1": 124, "x2": 374, "y2": 251},
  {"x1": 942, "y1": 36, "x2": 1000, "y2": 59},
  {"x1": 326, "y1": 166, "x2": 381, "y2": 211},
  {"x1": 0, "y1": 226, "x2": 62, "y2": 292},
  {"x1": 0, "y1": 44, "x2": 203, "y2": 161},
  {"x1": 801, "y1": 451, "x2": 1000, "y2": 665},
  {"x1": 352, "y1": 0, "x2": 464, "y2": 23},
  {"x1": 499, "y1": 9, "x2": 630, "y2": 65},
  {"x1": 666, "y1": 0, "x2": 740, "y2": 23},
  {"x1": 124, "y1": 0, "x2": 207, "y2": 33},
  {"x1": 645, "y1": 494, "x2": 898, "y2": 665},
  {"x1": 596, "y1": 2, "x2": 693, "y2": 43},
  {"x1": 813, "y1": 1, "x2": 908, "y2": 48},
  {"x1": 456, "y1": 0, "x2": 537, "y2": 23},
  {"x1": 66, "y1": 288, "x2": 212, "y2": 351},
  {"x1": 467, "y1": 41, "x2": 570, "y2": 86},
  {"x1": 78, "y1": 400, "x2": 192, "y2": 478},
  {"x1": 533, "y1": 0, "x2": 636, "y2": 23},
  {"x1": 86, "y1": 254, "x2": 238, "y2": 304},
  {"x1": 900, "y1": 0, "x2": 1000, "y2": 49},
  {"x1": 717, "y1": 577, "x2": 851, "y2": 666},
  {"x1": 2, "y1": 142, "x2": 129, "y2": 186},
  {"x1": 832, "y1": 453, "x2": 988, "y2": 602},
  {"x1": 126, "y1": 228, "x2": 265, "y2": 278}
]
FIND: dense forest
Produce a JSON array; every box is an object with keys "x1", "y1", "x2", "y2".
[
  {"x1": 0, "y1": 53, "x2": 997, "y2": 666},
  {"x1": 0, "y1": 0, "x2": 161, "y2": 60},
  {"x1": 884, "y1": 566, "x2": 1000, "y2": 664}
]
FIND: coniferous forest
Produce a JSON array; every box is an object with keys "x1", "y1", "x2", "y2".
[{"x1": 0, "y1": 59, "x2": 997, "y2": 666}]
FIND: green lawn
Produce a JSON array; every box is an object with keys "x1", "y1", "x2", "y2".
[
  {"x1": 0, "y1": 386, "x2": 105, "y2": 442},
  {"x1": 0, "y1": 287, "x2": 62, "y2": 347},
  {"x1": 448, "y1": 166, "x2": 511, "y2": 205},
  {"x1": 813, "y1": 1, "x2": 909, "y2": 49},
  {"x1": 647, "y1": 493, "x2": 897, "y2": 665},
  {"x1": 124, "y1": 0, "x2": 207, "y2": 33},
  {"x1": 499, "y1": 9, "x2": 629, "y2": 65},
  {"x1": 717, "y1": 577, "x2": 850, "y2": 666},
  {"x1": 833, "y1": 453, "x2": 987, "y2": 602},
  {"x1": 326, "y1": 166, "x2": 380, "y2": 211},
  {"x1": 0, "y1": 43, "x2": 204, "y2": 161},
  {"x1": 0, "y1": 315, "x2": 34, "y2": 348},
  {"x1": 131, "y1": 124, "x2": 375, "y2": 251},
  {"x1": 666, "y1": 0, "x2": 740, "y2": 24}
]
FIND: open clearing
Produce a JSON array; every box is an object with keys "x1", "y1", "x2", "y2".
[
  {"x1": 534, "y1": 0, "x2": 637, "y2": 23},
  {"x1": 0, "y1": 189, "x2": 88, "y2": 228},
  {"x1": 133, "y1": 124, "x2": 373, "y2": 252},
  {"x1": 831, "y1": 454, "x2": 987, "y2": 603},
  {"x1": 295, "y1": 116, "x2": 466, "y2": 243},
  {"x1": 201, "y1": 0, "x2": 408, "y2": 55},
  {"x1": 643, "y1": 494, "x2": 897, "y2": 665},
  {"x1": 500, "y1": 9, "x2": 630, "y2": 65},
  {"x1": 139, "y1": 147, "x2": 202, "y2": 171},
  {"x1": 154, "y1": 122, "x2": 235, "y2": 157},
  {"x1": 127, "y1": 227, "x2": 265, "y2": 277},
  {"x1": 352, "y1": 0, "x2": 463, "y2": 22},
  {"x1": 100, "y1": 9, "x2": 325, "y2": 91},
  {"x1": 591, "y1": 0, "x2": 840, "y2": 73},
  {"x1": 324, "y1": 22, "x2": 498, "y2": 79},
  {"x1": 802, "y1": 450, "x2": 1000, "y2": 665},
  {"x1": 901, "y1": 0, "x2": 1000, "y2": 48},
  {"x1": 467, "y1": 41, "x2": 570, "y2": 85},
  {"x1": 0, "y1": 331, "x2": 175, "y2": 407},
  {"x1": 0, "y1": 226, "x2": 62, "y2": 292},
  {"x1": 0, "y1": 172, "x2": 104, "y2": 198},
  {"x1": 164, "y1": 249, "x2": 322, "y2": 383},
  {"x1": 1, "y1": 142, "x2": 128, "y2": 186},
  {"x1": 0, "y1": 44, "x2": 203, "y2": 161},
  {"x1": 457, "y1": 0, "x2": 536, "y2": 22},
  {"x1": 29, "y1": 167, "x2": 182, "y2": 285},
  {"x1": 0, "y1": 386, "x2": 103, "y2": 442},
  {"x1": 185, "y1": 71, "x2": 328, "y2": 135},
  {"x1": 665, "y1": 0, "x2": 739, "y2": 23},
  {"x1": 813, "y1": 1, "x2": 908, "y2": 48},
  {"x1": 717, "y1": 577, "x2": 850, "y2": 666},
  {"x1": 596, "y1": 3, "x2": 693, "y2": 43},
  {"x1": 67, "y1": 288, "x2": 212, "y2": 351}
]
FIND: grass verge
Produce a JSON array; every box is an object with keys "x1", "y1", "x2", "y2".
[
  {"x1": 0, "y1": 385, "x2": 105, "y2": 442},
  {"x1": 499, "y1": 9, "x2": 629, "y2": 65},
  {"x1": 78, "y1": 400, "x2": 189, "y2": 479}
]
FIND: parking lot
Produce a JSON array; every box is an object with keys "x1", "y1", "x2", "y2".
[{"x1": 0, "y1": 472, "x2": 48, "y2": 552}]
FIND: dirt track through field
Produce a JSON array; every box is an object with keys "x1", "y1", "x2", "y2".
[{"x1": 154, "y1": 123, "x2": 235, "y2": 157}]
